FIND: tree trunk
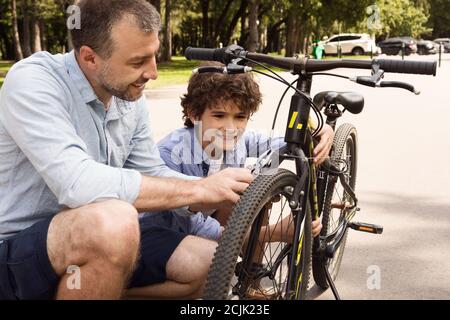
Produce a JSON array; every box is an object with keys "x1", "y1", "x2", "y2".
[
  {"x1": 222, "y1": 0, "x2": 247, "y2": 46},
  {"x1": 22, "y1": 0, "x2": 32, "y2": 58},
  {"x1": 161, "y1": 0, "x2": 172, "y2": 62},
  {"x1": 31, "y1": 17, "x2": 42, "y2": 53},
  {"x1": 295, "y1": 20, "x2": 307, "y2": 53},
  {"x1": 200, "y1": 0, "x2": 209, "y2": 47},
  {"x1": 148, "y1": 0, "x2": 161, "y2": 13},
  {"x1": 0, "y1": 25, "x2": 7, "y2": 59},
  {"x1": 213, "y1": 0, "x2": 234, "y2": 45},
  {"x1": 263, "y1": 18, "x2": 285, "y2": 53},
  {"x1": 247, "y1": 0, "x2": 259, "y2": 52},
  {"x1": 285, "y1": 12, "x2": 296, "y2": 57},
  {"x1": 11, "y1": 0, "x2": 23, "y2": 60},
  {"x1": 40, "y1": 19, "x2": 47, "y2": 52},
  {"x1": 239, "y1": 0, "x2": 247, "y2": 45}
]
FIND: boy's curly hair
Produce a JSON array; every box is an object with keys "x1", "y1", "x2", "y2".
[{"x1": 181, "y1": 61, "x2": 262, "y2": 128}]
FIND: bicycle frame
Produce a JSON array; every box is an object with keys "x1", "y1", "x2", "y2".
[{"x1": 265, "y1": 72, "x2": 358, "y2": 298}]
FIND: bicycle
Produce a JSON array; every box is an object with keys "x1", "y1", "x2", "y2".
[{"x1": 185, "y1": 45, "x2": 437, "y2": 300}]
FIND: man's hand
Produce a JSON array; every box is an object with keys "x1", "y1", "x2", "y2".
[
  {"x1": 313, "y1": 124, "x2": 334, "y2": 166},
  {"x1": 190, "y1": 168, "x2": 254, "y2": 212}
]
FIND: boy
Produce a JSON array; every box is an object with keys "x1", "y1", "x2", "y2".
[{"x1": 155, "y1": 62, "x2": 333, "y2": 241}]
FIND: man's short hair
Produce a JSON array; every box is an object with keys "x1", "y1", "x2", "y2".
[
  {"x1": 70, "y1": 0, "x2": 161, "y2": 58},
  {"x1": 181, "y1": 61, "x2": 263, "y2": 128}
]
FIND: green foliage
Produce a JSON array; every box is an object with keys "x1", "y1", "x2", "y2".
[
  {"x1": 370, "y1": 0, "x2": 432, "y2": 38},
  {"x1": 429, "y1": 0, "x2": 450, "y2": 37},
  {"x1": 0, "y1": 0, "x2": 448, "y2": 63}
]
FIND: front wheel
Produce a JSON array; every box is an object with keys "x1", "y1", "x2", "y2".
[
  {"x1": 204, "y1": 169, "x2": 312, "y2": 300},
  {"x1": 312, "y1": 123, "x2": 358, "y2": 289}
]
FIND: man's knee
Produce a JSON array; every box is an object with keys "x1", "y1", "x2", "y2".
[
  {"x1": 82, "y1": 200, "x2": 139, "y2": 265},
  {"x1": 49, "y1": 200, "x2": 140, "y2": 274}
]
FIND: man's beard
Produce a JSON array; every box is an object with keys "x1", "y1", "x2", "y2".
[{"x1": 98, "y1": 65, "x2": 143, "y2": 102}]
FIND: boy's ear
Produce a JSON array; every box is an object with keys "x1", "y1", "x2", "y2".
[{"x1": 188, "y1": 112, "x2": 199, "y2": 124}]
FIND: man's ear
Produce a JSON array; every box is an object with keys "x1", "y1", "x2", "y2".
[{"x1": 78, "y1": 45, "x2": 100, "y2": 72}]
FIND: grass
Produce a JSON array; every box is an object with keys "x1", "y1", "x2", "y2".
[
  {"x1": 0, "y1": 61, "x2": 14, "y2": 89},
  {"x1": 148, "y1": 56, "x2": 200, "y2": 89},
  {"x1": 148, "y1": 55, "x2": 288, "y2": 89}
]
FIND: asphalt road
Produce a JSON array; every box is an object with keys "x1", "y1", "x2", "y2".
[{"x1": 146, "y1": 53, "x2": 450, "y2": 300}]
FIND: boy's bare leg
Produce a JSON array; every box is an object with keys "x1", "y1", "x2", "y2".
[
  {"x1": 47, "y1": 200, "x2": 140, "y2": 299},
  {"x1": 212, "y1": 207, "x2": 232, "y2": 226},
  {"x1": 124, "y1": 236, "x2": 217, "y2": 299}
]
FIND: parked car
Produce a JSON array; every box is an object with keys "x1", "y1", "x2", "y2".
[
  {"x1": 417, "y1": 40, "x2": 439, "y2": 55},
  {"x1": 433, "y1": 38, "x2": 450, "y2": 53},
  {"x1": 377, "y1": 37, "x2": 418, "y2": 56},
  {"x1": 319, "y1": 33, "x2": 380, "y2": 56}
]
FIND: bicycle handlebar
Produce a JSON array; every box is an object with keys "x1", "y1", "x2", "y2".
[{"x1": 185, "y1": 46, "x2": 437, "y2": 76}]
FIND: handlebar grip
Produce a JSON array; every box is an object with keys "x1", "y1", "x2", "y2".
[
  {"x1": 376, "y1": 59, "x2": 437, "y2": 76},
  {"x1": 185, "y1": 47, "x2": 227, "y2": 64}
]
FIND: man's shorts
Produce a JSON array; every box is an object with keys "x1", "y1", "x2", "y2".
[{"x1": 0, "y1": 214, "x2": 187, "y2": 299}]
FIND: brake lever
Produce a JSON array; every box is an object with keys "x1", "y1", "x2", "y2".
[
  {"x1": 250, "y1": 149, "x2": 273, "y2": 176},
  {"x1": 351, "y1": 70, "x2": 385, "y2": 88},
  {"x1": 377, "y1": 81, "x2": 420, "y2": 95}
]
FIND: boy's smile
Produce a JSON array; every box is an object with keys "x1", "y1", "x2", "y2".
[{"x1": 191, "y1": 101, "x2": 250, "y2": 154}]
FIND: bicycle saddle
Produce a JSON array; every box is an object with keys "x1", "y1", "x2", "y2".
[{"x1": 313, "y1": 91, "x2": 364, "y2": 114}]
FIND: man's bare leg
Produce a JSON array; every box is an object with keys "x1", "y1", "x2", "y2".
[
  {"x1": 47, "y1": 200, "x2": 140, "y2": 299},
  {"x1": 124, "y1": 236, "x2": 217, "y2": 299}
]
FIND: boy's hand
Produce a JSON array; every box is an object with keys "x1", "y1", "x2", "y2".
[
  {"x1": 312, "y1": 218, "x2": 323, "y2": 238},
  {"x1": 313, "y1": 124, "x2": 334, "y2": 165},
  {"x1": 190, "y1": 168, "x2": 254, "y2": 212}
]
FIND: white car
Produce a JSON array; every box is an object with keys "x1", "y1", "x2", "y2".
[{"x1": 320, "y1": 33, "x2": 380, "y2": 56}]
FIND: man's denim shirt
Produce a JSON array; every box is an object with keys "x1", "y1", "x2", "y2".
[{"x1": 0, "y1": 51, "x2": 196, "y2": 240}]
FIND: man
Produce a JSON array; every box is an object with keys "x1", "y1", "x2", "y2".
[{"x1": 0, "y1": 0, "x2": 253, "y2": 300}]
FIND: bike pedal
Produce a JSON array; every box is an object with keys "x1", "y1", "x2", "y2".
[{"x1": 349, "y1": 222, "x2": 383, "y2": 234}]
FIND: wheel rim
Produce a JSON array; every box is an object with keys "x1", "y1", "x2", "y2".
[
  {"x1": 325, "y1": 134, "x2": 356, "y2": 278},
  {"x1": 230, "y1": 187, "x2": 308, "y2": 300}
]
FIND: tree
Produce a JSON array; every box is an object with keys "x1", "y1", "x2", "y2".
[
  {"x1": 148, "y1": 0, "x2": 161, "y2": 13},
  {"x1": 200, "y1": 0, "x2": 209, "y2": 47},
  {"x1": 367, "y1": 0, "x2": 431, "y2": 38},
  {"x1": 21, "y1": 0, "x2": 32, "y2": 57},
  {"x1": 1, "y1": 0, "x2": 447, "y2": 62},
  {"x1": 429, "y1": 0, "x2": 450, "y2": 37},
  {"x1": 31, "y1": 0, "x2": 42, "y2": 53},
  {"x1": 161, "y1": 0, "x2": 172, "y2": 61},
  {"x1": 247, "y1": 0, "x2": 259, "y2": 51},
  {"x1": 12, "y1": 0, "x2": 23, "y2": 60}
]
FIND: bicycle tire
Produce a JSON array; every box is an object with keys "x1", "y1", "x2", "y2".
[
  {"x1": 203, "y1": 168, "x2": 312, "y2": 300},
  {"x1": 312, "y1": 123, "x2": 358, "y2": 289}
]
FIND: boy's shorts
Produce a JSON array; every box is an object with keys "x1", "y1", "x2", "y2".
[
  {"x1": 0, "y1": 214, "x2": 187, "y2": 299},
  {"x1": 140, "y1": 210, "x2": 222, "y2": 241}
]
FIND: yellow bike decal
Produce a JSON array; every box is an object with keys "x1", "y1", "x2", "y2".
[{"x1": 288, "y1": 112, "x2": 304, "y2": 130}]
